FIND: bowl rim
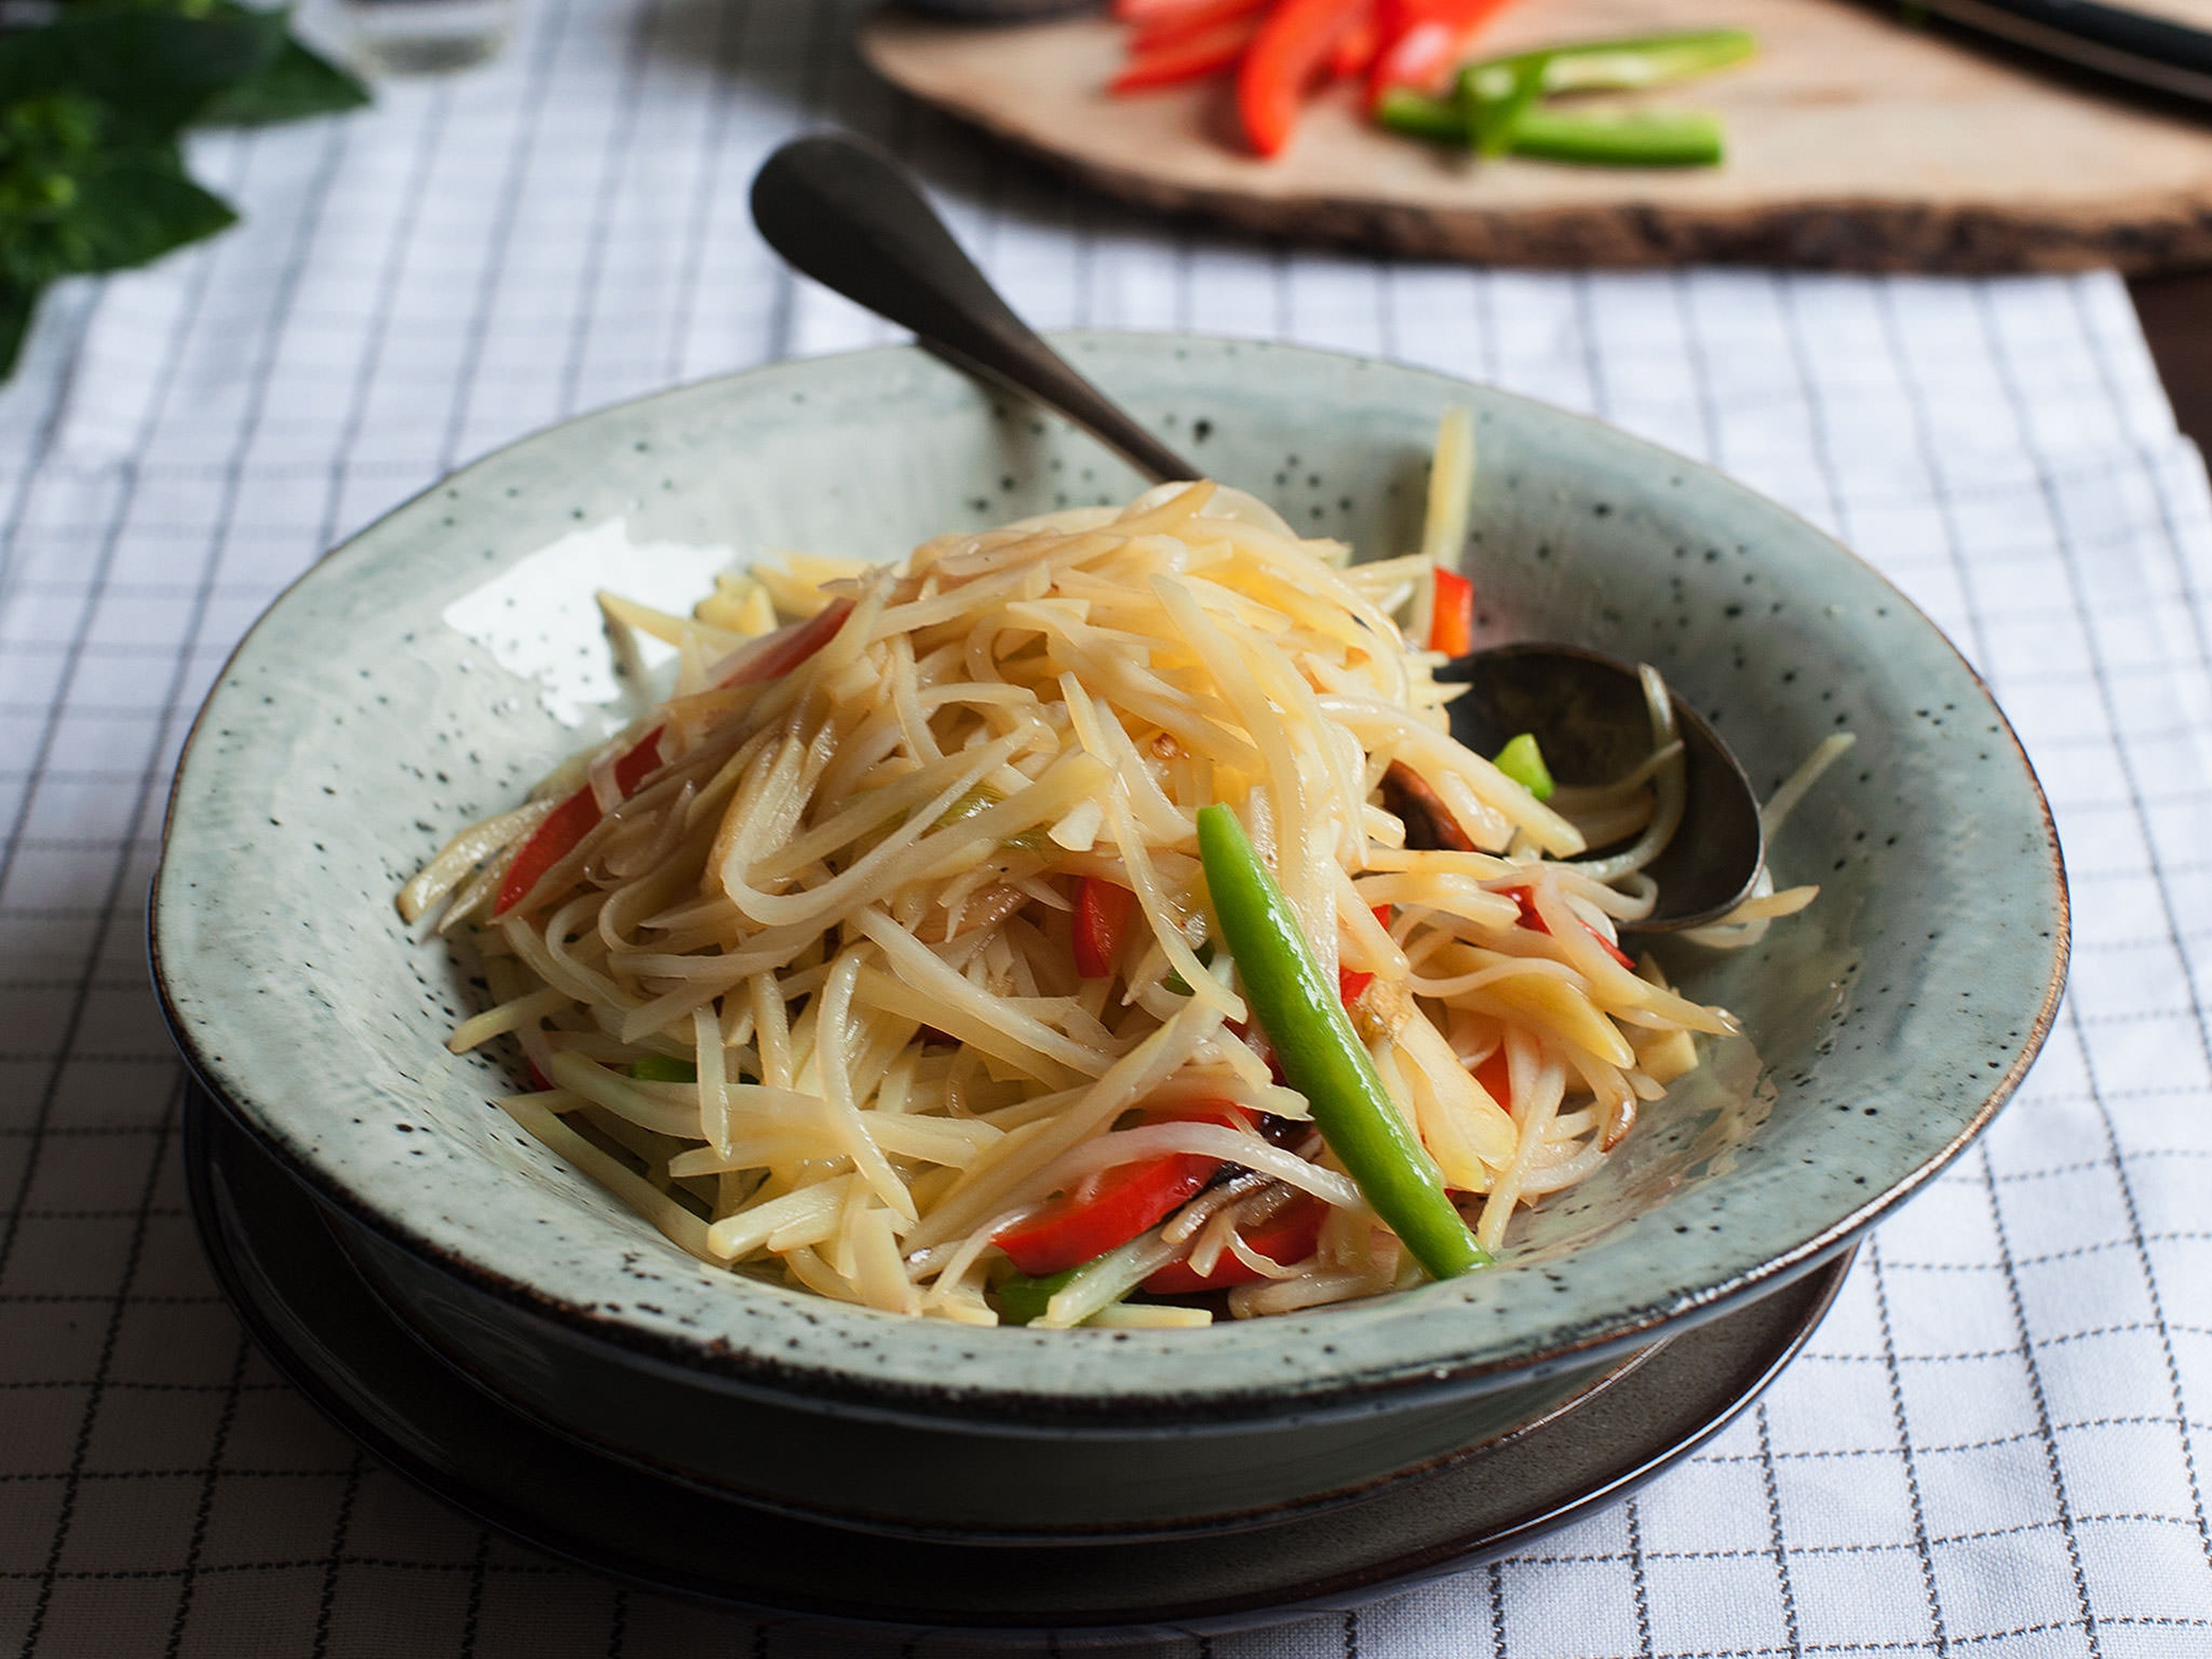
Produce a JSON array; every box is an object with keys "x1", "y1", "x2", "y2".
[{"x1": 151, "y1": 331, "x2": 2071, "y2": 1430}]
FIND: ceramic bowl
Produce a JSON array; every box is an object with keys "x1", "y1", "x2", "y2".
[{"x1": 153, "y1": 334, "x2": 2067, "y2": 1536}]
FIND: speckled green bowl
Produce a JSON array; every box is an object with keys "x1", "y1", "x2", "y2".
[{"x1": 153, "y1": 335, "x2": 2066, "y2": 1536}]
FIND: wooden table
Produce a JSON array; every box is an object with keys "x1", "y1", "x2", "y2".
[{"x1": 2133, "y1": 272, "x2": 2212, "y2": 451}]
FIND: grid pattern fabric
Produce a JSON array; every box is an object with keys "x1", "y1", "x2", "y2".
[{"x1": 2, "y1": 1, "x2": 2209, "y2": 1653}]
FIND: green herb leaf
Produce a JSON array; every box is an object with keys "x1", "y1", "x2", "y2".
[
  {"x1": 200, "y1": 32, "x2": 371, "y2": 125},
  {"x1": 60, "y1": 151, "x2": 237, "y2": 272},
  {"x1": 0, "y1": 11, "x2": 285, "y2": 143},
  {"x1": 0, "y1": 282, "x2": 39, "y2": 382}
]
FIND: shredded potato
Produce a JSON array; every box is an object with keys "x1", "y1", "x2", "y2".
[{"x1": 404, "y1": 441, "x2": 1815, "y2": 1327}]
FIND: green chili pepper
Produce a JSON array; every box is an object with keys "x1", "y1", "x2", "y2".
[
  {"x1": 1375, "y1": 88, "x2": 1465, "y2": 145},
  {"x1": 994, "y1": 1264, "x2": 1080, "y2": 1327},
  {"x1": 1196, "y1": 805, "x2": 1487, "y2": 1281},
  {"x1": 1508, "y1": 108, "x2": 1724, "y2": 168},
  {"x1": 1382, "y1": 29, "x2": 1749, "y2": 169},
  {"x1": 1529, "y1": 28, "x2": 1756, "y2": 94},
  {"x1": 935, "y1": 782, "x2": 1052, "y2": 857},
  {"x1": 1493, "y1": 733, "x2": 1555, "y2": 800},
  {"x1": 1463, "y1": 54, "x2": 1550, "y2": 158},
  {"x1": 628, "y1": 1055, "x2": 698, "y2": 1083}
]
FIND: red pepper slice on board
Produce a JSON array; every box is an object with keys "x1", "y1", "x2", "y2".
[
  {"x1": 1237, "y1": 0, "x2": 1372, "y2": 156},
  {"x1": 1143, "y1": 1192, "x2": 1326, "y2": 1291},
  {"x1": 1127, "y1": 0, "x2": 1270, "y2": 50},
  {"x1": 1429, "y1": 565, "x2": 1474, "y2": 657},
  {"x1": 1113, "y1": 0, "x2": 1243, "y2": 20},
  {"x1": 1113, "y1": 17, "x2": 1263, "y2": 92},
  {"x1": 996, "y1": 1102, "x2": 1252, "y2": 1277},
  {"x1": 492, "y1": 600, "x2": 853, "y2": 917},
  {"x1": 1501, "y1": 884, "x2": 1637, "y2": 970},
  {"x1": 1327, "y1": 3, "x2": 1381, "y2": 78},
  {"x1": 1073, "y1": 877, "x2": 1138, "y2": 978},
  {"x1": 1368, "y1": 0, "x2": 1516, "y2": 100}
]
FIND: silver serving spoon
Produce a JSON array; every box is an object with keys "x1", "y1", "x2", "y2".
[{"x1": 748, "y1": 134, "x2": 1764, "y2": 933}]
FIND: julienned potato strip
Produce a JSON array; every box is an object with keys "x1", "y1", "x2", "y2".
[{"x1": 400, "y1": 410, "x2": 1836, "y2": 1327}]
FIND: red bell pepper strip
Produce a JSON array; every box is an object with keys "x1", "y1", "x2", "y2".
[
  {"x1": 1501, "y1": 884, "x2": 1637, "y2": 969},
  {"x1": 1335, "y1": 904, "x2": 1394, "y2": 1005},
  {"x1": 492, "y1": 600, "x2": 853, "y2": 917},
  {"x1": 1073, "y1": 877, "x2": 1137, "y2": 978},
  {"x1": 1237, "y1": 0, "x2": 1372, "y2": 157},
  {"x1": 997, "y1": 1102, "x2": 1251, "y2": 1277},
  {"x1": 1128, "y1": 0, "x2": 1270, "y2": 50},
  {"x1": 1328, "y1": 4, "x2": 1381, "y2": 79},
  {"x1": 1143, "y1": 1193, "x2": 1325, "y2": 1291},
  {"x1": 700, "y1": 596, "x2": 856, "y2": 689},
  {"x1": 1113, "y1": 18, "x2": 1263, "y2": 93},
  {"x1": 1369, "y1": 0, "x2": 1517, "y2": 100},
  {"x1": 1429, "y1": 565, "x2": 1474, "y2": 656},
  {"x1": 1475, "y1": 1046, "x2": 1510, "y2": 1108},
  {"x1": 492, "y1": 729, "x2": 664, "y2": 917}
]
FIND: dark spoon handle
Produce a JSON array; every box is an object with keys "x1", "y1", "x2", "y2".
[{"x1": 749, "y1": 134, "x2": 1198, "y2": 487}]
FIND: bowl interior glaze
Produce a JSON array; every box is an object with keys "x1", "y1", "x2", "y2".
[{"x1": 154, "y1": 335, "x2": 2066, "y2": 1426}]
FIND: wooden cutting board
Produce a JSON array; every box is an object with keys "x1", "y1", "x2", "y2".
[{"x1": 859, "y1": 0, "x2": 2212, "y2": 271}]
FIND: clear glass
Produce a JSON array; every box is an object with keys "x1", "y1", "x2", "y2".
[{"x1": 339, "y1": 0, "x2": 513, "y2": 75}]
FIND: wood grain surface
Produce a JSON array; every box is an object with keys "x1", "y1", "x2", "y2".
[{"x1": 861, "y1": 0, "x2": 2212, "y2": 272}]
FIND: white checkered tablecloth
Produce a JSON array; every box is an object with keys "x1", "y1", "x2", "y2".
[{"x1": 5, "y1": 1, "x2": 2211, "y2": 1653}]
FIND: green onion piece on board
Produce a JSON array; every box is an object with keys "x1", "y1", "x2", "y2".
[
  {"x1": 1535, "y1": 28, "x2": 1757, "y2": 94},
  {"x1": 1493, "y1": 733, "x2": 1555, "y2": 800},
  {"x1": 1374, "y1": 86, "x2": 1465, "y2": 145},
  {"x1": 628, "y1": 1055, "x2": 698, "y2": 1083},
  {"x1": 1196, "y1": 804, "x2": 1488, "y2": 1281},
  {"x1": 1464, "y1": 53, "x2": 1551, "y2": 157},
  {"x1": 1380, "y1": 29, "x2": 1753, "y2": 165},
  {"x1": 1456, "y1": 28, "x2": 1755, "y2": 108},
  {"x1": 1508, "y1": 107, "x2": 1725, "y2": 168}
]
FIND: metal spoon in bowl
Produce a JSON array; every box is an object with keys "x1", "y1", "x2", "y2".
[{"x1": 748, "y1": 134, "x2": 1765, "y2": 933}]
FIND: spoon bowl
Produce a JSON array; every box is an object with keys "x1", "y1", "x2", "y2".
[{"x1": 1438, "y1": 643, "x2": 1764, "y2": 931}]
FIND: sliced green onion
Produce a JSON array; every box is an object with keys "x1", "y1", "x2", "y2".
[
  {"x1": 995, "y1": 1264, "x2": 1080, "y2": 1327},
  {"x1": 1465, "y1": 53, "x2": 1551, "y2": 158},
  {"x1": 1536, "y1": 28, "x2": 1756, "y2": 93},
  {"x1": 1493, "y1": 733, "x2": 1555, "y2": 801},
  {"x1": 1043, "y1": 1226, "x2": 1188, "y2": 1327},
  {"x1": 997, "y1": 1228, "x2": 1177, "y2": 1328},
  {"x1": 1385, "y1": 30, "x2": 1749, "y2": 169},
  {"x1": 934, "y1": 782, "x2": 1050, "y2": 856},
  {"x1": 1375, "y1": 87, "x2": 1466, "y2": 145},
  {"x1": 628, "y1": 1054, "x2": 698, "y2": 1083},
  {"x1": 1508, "y1": 107, "x2": 1724, "y2": 168},
  {"x1": 1163, "y1": 940, "x2": 1217, "y2": 996}
]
